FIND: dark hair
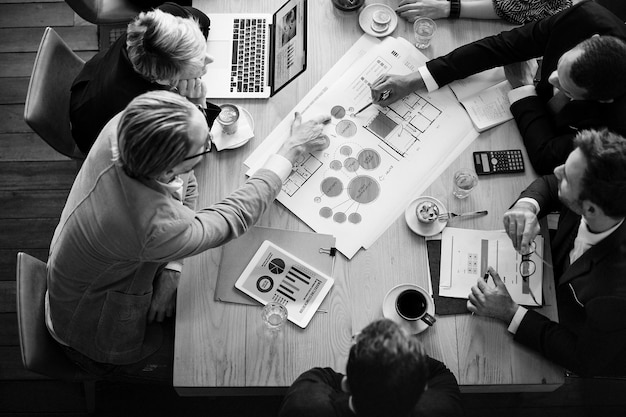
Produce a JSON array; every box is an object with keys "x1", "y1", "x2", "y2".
[
  {"x1": 347, "y1": 319, "x2": 428, "y2": 417},
  {"x1": 575, "y1": 129, "x2": 626, "y2": 218},
  {"x1": 570, "y1": 36, "x2": 626, "y2": 100},
  {"x1": 117, "y1": 91, "x2": 196, "y2": 179}
]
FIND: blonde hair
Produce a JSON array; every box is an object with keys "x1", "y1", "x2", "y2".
[
  {"x1": 116, "y1": 91, "x2": 197, "y2": 179},
  {"x1": 126, "y1": 9, "x2": 206, "y2": 82}
]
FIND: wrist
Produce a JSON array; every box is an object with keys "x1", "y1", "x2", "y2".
[
  {"x1": 448, "y1": 0, "x2": 460, "y2": 19},
  {"x1": 407, "y1": 72, "x2": 426, "y2": 91},
  {"x1": 514, "y1": 200, "x2": 538, "y2": 215}
]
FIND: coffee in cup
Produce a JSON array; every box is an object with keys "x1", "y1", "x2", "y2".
[{"x1": 395, "y1": 288, "x2": 436, "y2": 326}]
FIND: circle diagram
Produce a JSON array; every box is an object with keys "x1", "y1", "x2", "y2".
[
  {"x1": 319, "y1": 207, "x2": 333, "y2": 218},
  {"x1": 344, "y1": 157, "x2": 360, "y2": 172},
  {"x1": 336, "y1": 120, "x2": 357, "y2": 137},
  {"x1": 330, "y1": 160, "x2": 342, "y2": 170},
  {"x1": 321, "y1": 177, "x2": 344, "y2": 197},
  {"x1": 333, "y1": 212, "x2": 347, "y2": 223},
  {"x1": 331, "y1": 105, "x2": 346, "y2": 119},
  {"x1": 348, "y1": 213, "x2": 362, "y2": 224},
  {"x1": 256, "y1": 276, "x2": 274, "y2": 293},
  {"x1": 348, "y1": 175, "x2": 380, "y2": 204},
  {"x1": 357, "y1": 149, "x2": 381, "y2": 170},
  {"x1": 268, "y1": 258, "x2": 285, "y2": 274}
]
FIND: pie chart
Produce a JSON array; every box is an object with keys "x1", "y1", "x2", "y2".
[{"x1": 268, "y1": 258, "x2": 285, "y2": 274}]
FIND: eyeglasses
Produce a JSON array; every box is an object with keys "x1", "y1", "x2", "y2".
[
  {"x1": 182, "y1": 132, "x2": 213, "y2": 161},
  {"x1": 519, "y1": 240, "x2": 552, "y2": 305}
]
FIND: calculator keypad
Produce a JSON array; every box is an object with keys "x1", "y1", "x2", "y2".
[{"x1": 490, "y1": 150, "x2": 524, "y2": 173}]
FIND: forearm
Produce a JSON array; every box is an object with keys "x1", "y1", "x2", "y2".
[{"x1": 460, "y1": 0, "x2": 499, "y2": 19}]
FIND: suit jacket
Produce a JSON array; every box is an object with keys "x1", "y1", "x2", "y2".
[
  {"x1": 48, "y1": 113, "x2": 283, "y2": 364},
  {"x1": 69, "y1": 4, "x2": 217, "y2": 154},
  {"x1": 514, "y1": 175, "x2": 626, "y2": 376},
  {"x1": 278, "y1": 357, "x2": 464, "y2": 417},
  {"x1": 426, "y1": 1, "x2": 626, "y2": 174}
]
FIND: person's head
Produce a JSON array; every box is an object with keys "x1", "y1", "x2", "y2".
[
  {"x1": 116, "y1": 90, "x2": 210, "y2": 182},
  {"x1": 345, "y1": 319, "x2": 428, "y2": 417},
  {"x1": 126, "y1": 9, "x2": 213, "y2": 85},
  {"x1": 548, "y1": 36, "x2": 626, "y2": 101},
  {"x1": 553, "y1": 129, "x2": 626, "y2": 220}
]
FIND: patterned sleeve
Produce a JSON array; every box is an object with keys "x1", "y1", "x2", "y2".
[{"x1": 492, "y1": 0, "x2": 573, "y2": 24}]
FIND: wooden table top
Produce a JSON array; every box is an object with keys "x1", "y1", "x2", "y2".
[{"x1": 175, "y1": 0, "x2": 564, "y2": 395}]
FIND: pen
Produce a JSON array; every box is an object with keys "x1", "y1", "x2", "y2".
[{"x1": 354, "y1": 89, "x2": 391, "y2": 116}]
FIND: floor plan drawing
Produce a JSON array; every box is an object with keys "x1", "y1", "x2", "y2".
[{"x1": 245, "y1": 36, "x2": 478, "y2": 258}]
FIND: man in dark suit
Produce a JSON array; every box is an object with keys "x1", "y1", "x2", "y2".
[
  {"x1": 371, "y1": 1, "x2": 626, "y2": 174},
  {"x1": 70, "y1": 3, "x2": 219, "y2": 154},
  {"x1": 467, "y1": 129, "x2": 626, "y2": 377},
  {"x1": 278, "y1": 319, "x2": 464, "y2": 417}
]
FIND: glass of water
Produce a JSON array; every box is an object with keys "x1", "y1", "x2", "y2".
[
  {"x1": 452, "y1": 169, "x2": 478, "y2": 199},
  {"x1": 261, "y1": 302, "x2": 288, "y2": 331},
  {"x1": 413, "y1": 17, "x2": 437, "y2": 49}
]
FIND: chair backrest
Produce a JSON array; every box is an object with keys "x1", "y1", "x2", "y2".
[
  {"x1": 15, "y1": 252, "x2": 91, "y2": 380},
  {"x1": 64, "y1": 0, "x2": 139, "y2": 25},
  {"x1": 24, "y1": 27, "x2": 85, "y2": 160}
]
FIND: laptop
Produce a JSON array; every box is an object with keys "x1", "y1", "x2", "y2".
[{"x1": 203, "y1": 0, "x2": 307, "y2": 99}]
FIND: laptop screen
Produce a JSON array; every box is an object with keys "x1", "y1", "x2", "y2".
[{"x1": 271, "y1": 0, "x2": 307, "y2": 95}]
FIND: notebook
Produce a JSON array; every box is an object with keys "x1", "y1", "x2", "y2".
[{"x1": 203, "y1": 0, "x2": 307, "y2": 98}]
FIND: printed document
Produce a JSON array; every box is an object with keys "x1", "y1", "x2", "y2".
[{"x1": 439, "y1": 227, "x2": 543, "y2": 306}]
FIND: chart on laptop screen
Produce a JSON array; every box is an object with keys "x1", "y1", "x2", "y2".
[{"x1": 245, "y1": 36, "x2": 478, "y2": 258}]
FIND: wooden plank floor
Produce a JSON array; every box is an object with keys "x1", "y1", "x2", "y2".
[{"x1": 0, "y1": 0, "x2": 624, "y2": 415}]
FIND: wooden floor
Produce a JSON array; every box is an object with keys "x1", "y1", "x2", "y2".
[{"x1": 1, "y1": 0, "x2": 625, "y2": 415}]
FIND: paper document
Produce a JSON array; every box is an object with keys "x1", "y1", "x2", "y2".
[
  {"x1": 439, "y1": 227, "x2": 543, "y2": 306},
  {"x1": 449, "y1": 68, "x2": 513, "y2": 132},
  {"x1": 245, "y1": 34, "x2": 478, "y2": 258}
]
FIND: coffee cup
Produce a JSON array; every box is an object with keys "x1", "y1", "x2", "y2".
[{"x1": 395, "y1": 287, "x2": 436, "y2": 326}]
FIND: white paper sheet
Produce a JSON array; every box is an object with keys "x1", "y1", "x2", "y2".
[
  {"x1": 245, "y1": 35, "x2": 478, "y2": 258},
  {"x1": 439, "y1": 228, "x2": 543, "y2": 307}
]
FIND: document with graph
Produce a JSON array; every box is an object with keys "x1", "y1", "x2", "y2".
[
  {"x1": 244, "y1": 35, "x2": 478, "y2": 258},
  {"x1": 438, "y1": 227, "x2": 543, "y2": 307}
]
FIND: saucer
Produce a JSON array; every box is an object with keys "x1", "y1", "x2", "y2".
[
  {"x1": 358, "y1": 4, "x2": 398, "y2": 38},
  {"x1": 405, "y1": 196, "x2": 447, "y2": 237},
  {"x1": 211, "y1": 106, "x2": 255, "y2": 151},
  {"x1": 382, "y1": 284, "x2": 435, "y2": 335}
]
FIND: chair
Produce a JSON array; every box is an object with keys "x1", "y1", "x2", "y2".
[
  {"x1": 24, "y1": 27, "x2": 85, "y2": 160},
  {"x1": 65, "y1": 0, "x2": 139, "y2": 25},
  {"x1": 16, "y1": 252, "x2": 97, "y2": 413}
]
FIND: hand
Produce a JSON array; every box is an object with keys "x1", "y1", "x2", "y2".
[
  {"x1": 396, "y1": 0, "x2": 450, "y2": 21},
  {"x1": 173, "y1": 77, "x2": 207, "y2": 105},
  {"x1": 503, "y1": 59, "x2": 539, "y2": 89},
  {"x1": 277, "y1": 112, "x2": 331, "y2": 165},
  {"x1": 503, "y1": 201, "x2": 540, "y2": 254},
  {"x1": 370, "y1": 73, "x2": 425, "y2": 106},
  {"x1": 467, "y1": 267, "x2": 518, "y2": 322},
  {"x1": 148, "y1": 269, "x2": 180, "y2": 323}
]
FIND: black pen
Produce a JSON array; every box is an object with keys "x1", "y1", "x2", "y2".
[
  {"x1": 483, "y1": 272, "x2": 489, "y2": 282},
  {"x1": 354, "y1": 89, "x2": 391, "y2": 116}
]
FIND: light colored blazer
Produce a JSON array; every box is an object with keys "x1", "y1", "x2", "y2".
[{"x1": 47, "y1": 113, "x2": 282, "y2": 364}]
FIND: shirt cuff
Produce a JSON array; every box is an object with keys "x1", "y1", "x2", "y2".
[
  {"x1": 418, "y1": 65, "x2": 440, "y2": 92},
  {"x1": 507, "y1": 306, "x2": 528, "y2": 334},
  {"x1": 263, "y1": 153, "x2": 293, "y2": 182},
  {"x1": 164, "y1": 262, "x2": 183, "y2": 273},
  {"x1": 516, "y1": 197, "x2": 540, "y2": 214},
  {"x1": 507, "y1": 85, "x2": 537, "y2": 104}
]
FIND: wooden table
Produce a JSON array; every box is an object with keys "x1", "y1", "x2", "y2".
[{"x1": 175, "y1": 0, "x2": 564, "y2": 395}]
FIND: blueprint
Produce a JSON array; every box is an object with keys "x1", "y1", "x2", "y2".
[{"x1": 245, "y1": 35, "x2": 478, "y2": 258}]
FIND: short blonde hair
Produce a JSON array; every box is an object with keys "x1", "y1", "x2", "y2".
[
  {"x1": 126, "y1": 9, "x2": 206, "y2": 82},
  {"x1": 117, "y1": 91, "x2": 197, "y2": 179}
]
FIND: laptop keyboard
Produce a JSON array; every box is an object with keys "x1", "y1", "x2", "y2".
[{"x1": 231, "y1": 18, "x2": 267, "y2": 93}]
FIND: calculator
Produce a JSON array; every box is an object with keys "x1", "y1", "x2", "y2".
[{"x1": 473, "y1": 149, "x2": 525, "y2": 175}]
